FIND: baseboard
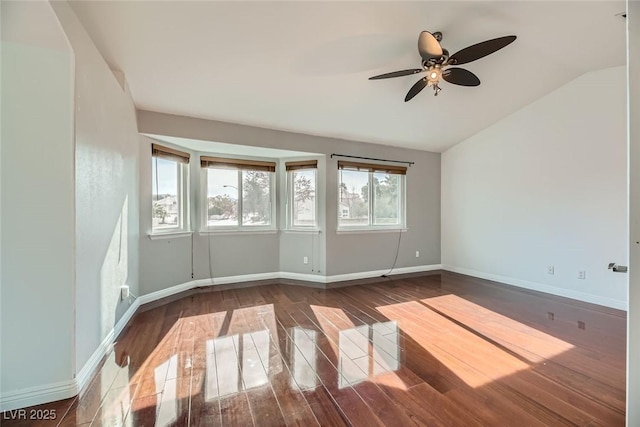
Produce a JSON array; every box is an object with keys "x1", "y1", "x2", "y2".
[
  {"x1": 0, "y1": 380, "x2": 76, "y2": 413},
  {"x1": 326, "y1": 264, "x2": 442, "y2": 283},
  {"x1": 442, "y1": 265, "x2": 627, "y2": 310},
  {"x1": 115, "y1": 298, "x2": 142, "y2": 338},
  {"x1": 75, "y1": 330, "x2": 114, "y2": 395},
  {"x1": 278, "y1": 272, "x2": 326, "y2": 283},
  {"x1": 137, "y1": 272, "x2": 282, "y2": 306},
  {"x1": 137, "y1": 265, "x2": 441, "y2": 305}
]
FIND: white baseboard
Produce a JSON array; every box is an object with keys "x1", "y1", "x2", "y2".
[
  {"x1": 115, "y1": 298, "x2": 142, "y2": 338},
  {"x1": 279, "y1": 272, "x2": 326, "y2": 283},
  {"x1": 137, "y1": 272, "x2": 282, "y2": 306},
  {"x1": 75, "y1": 330, "x2": 114, "y2": 394},
  {"x1": 442, "y1": 265, "x2": 627, "y2": 310},
  {"x1": 137, "y1": 265, "x2": 441, "y2": 305},
  {"x1": 136, "y1": 264, "x2": 442, "y2": 305},
  {"x1": 326, "y1": 264, "x2": 442, "y2": 283},
  {"x1": 0, "y1": 380, "x2": 76, "y2": 413}
]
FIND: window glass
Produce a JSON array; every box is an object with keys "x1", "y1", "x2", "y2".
[
  {"x1": 291, "y1": 169, "x2": 317, "y2": 228},
  {"x1": 242, "y1": 170, "x2": 272, "y2": 226},
  {"x1": 152, "y1": 158, "x2": 180, "y2": 230},
  {"x1": 373, "y1": 173, "x2": 401, "y2": 225},
  {"x1": 206, "y1": 168, "x2": 239, "y2": 226},
  {"x1": 204, "y1": 167, "x2": 274, "y2": 229},
  {"x1": 338, "y1": 169, "x2": 405, "y2": 229},
  {"x1": 338, "y1": 170, "x2": 370, "y2": 227}
]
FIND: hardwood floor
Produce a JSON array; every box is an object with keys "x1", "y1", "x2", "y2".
[{"x1": 1, "y1": 272, "x2": 626, "y2": 426}]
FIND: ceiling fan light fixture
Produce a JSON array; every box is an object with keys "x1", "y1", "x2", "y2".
[{"x1": 426, "y1": 66, "x2": 442, "y2": 85}]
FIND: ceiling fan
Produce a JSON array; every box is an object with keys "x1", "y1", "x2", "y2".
[{"x1": 369, "y1": 31, "x2": 516, "y2": 101}]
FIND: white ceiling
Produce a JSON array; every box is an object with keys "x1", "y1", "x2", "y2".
[{"x1": 69, "y1": 1, "x2": 626, "y2": 153}]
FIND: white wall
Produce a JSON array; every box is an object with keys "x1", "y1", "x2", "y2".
[
  {"x1": 627, "y1": 0, "x2": 639, "y2": 424},
  {"x1": 0, "y1": 1, "x2": 75, "y2": 409},
  {"x1": 50, "y1": 1, "x2": 141, "y2": 373},
  {"x1": 442, "y1": 66, "x2": 627, "y2": 309}
]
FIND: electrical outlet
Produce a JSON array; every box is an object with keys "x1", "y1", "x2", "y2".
[
  {"x1": 547, "y1": 266, "x2": 554, "y2": 275},
  {"x1": 578, "y1": 270, "x2": 586, "y2": 280},
  {"x1": 415, "y1": 251, "x2": 420, "y2": 258},
  {"x1": 120, "y1": 285, "x2": 130, "y2": 301},
  {"x1": 303, "y1": 256, "x2": 309, "y2": 265},
  {"x1": 578, "y1": 321, "x2": 586, "y2": 330}
]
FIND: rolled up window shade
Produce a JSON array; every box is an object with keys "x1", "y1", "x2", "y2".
[
  {"x1": 285, "y1": 160, "x2": 318, "y2": 171},
  {"x1": 337, "y1": 160, "x2": 406, "y2": 175},
  {"x1": 200, "y1": 156, "x2": 276, "y2": 172},
  {"x1": 151, "y1": 143, "x2": 190, "y2": 164}
]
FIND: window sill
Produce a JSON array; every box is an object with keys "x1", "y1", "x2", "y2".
[
  {"x1": 336, "y1": 228, "x2": 408, "y2": 235},
  {"x1": 199, "y1": 229, "x2": 278, "y2": 236},
  {"x1": 282, "y1": 229, "x2": 322, "y2": 235},
  {"x1": 149, "y1": 231, "x2": 193, "y2": 240}
]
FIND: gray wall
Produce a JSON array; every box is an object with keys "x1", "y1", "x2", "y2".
[
  {"x1": 51, "y1": 1, "x2": 140, "y2": 373},
  {"x1": 137, "y1": 111, "x2": 440, "y2": 294},
  {"x1": 1, "y1": 1, "x2": 75, "y2": 401}
]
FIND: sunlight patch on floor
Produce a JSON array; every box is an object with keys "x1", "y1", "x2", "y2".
[
  {"x1": 421, "y1": 294, "x2": 575, "y2": 363},
  {"x1": 377, "y1": 300, "x2": 532, "y2": 388}
]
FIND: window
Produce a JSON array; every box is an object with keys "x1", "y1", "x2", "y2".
[
  {"x1": 286, "y1": 160, "x2": 318, "y2": 229},
  {"x1": 151, "y1": 144, "x2": 190, "y2": 233},
  {"x1": 201, "y1": 156, "x2": 276, "y2": 230},
  {"x1": 337, "y1": 161, "x2": 406, "y2": 230}
]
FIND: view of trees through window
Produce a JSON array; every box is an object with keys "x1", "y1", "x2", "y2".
[
  {"x1": 152, "y1": 158, "x2": 180, "y2": 230},
  {"x1": 207, "y1": 168, "x2": 272, "y2": 227},
  {"x1": 291, "y1": 169, "x2": 316, "y2": 227},
  {"x1": 339, "y1": 170, "x2": 402, "y2": 227}
]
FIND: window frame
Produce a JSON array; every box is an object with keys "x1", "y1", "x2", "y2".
[
  {"x1": 201, "y1": 163, "x2": 277, "y2": 232},
  {"x1": 151, "y1": 145, "x2": 190, "y2": 236},
  {"x1": 286, "y1": 161, "x2": 319, "y2": 231},
  {"x1": 337, "y1": 164, "x2": 406, "y2": 232}
]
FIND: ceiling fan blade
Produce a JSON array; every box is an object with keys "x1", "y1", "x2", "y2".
[
  {"x1": 405, "y1": 77, "x2": 429, "y2": 102},
  {"x1": 418, "y1": 31, "x2": 443, "y2": 61},
  {"x1": 442, "y1": 68, "x2": 481, "y2": 86},
  {"x1": 448, "y1": 35, "x2": 516, "y2": 65},
  {"x1": 369, "y1": 69, "x2": 423, "y2": 80}
]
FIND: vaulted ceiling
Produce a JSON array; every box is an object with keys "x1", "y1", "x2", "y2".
[{"x1": 69, "y1": 1, "x2": 626, "y2": 152}]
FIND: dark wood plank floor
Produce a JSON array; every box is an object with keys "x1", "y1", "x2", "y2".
[{"x1": 1, "y1": 272, "x2": 626, "y2": 426}]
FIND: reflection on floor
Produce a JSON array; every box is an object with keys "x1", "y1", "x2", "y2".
[
  {"x1": 338, "y1": 321, "x2": 399, "y2": 388},
  {"x1": 2, "y1": 272, "x2": 627, "y2": 426}
]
